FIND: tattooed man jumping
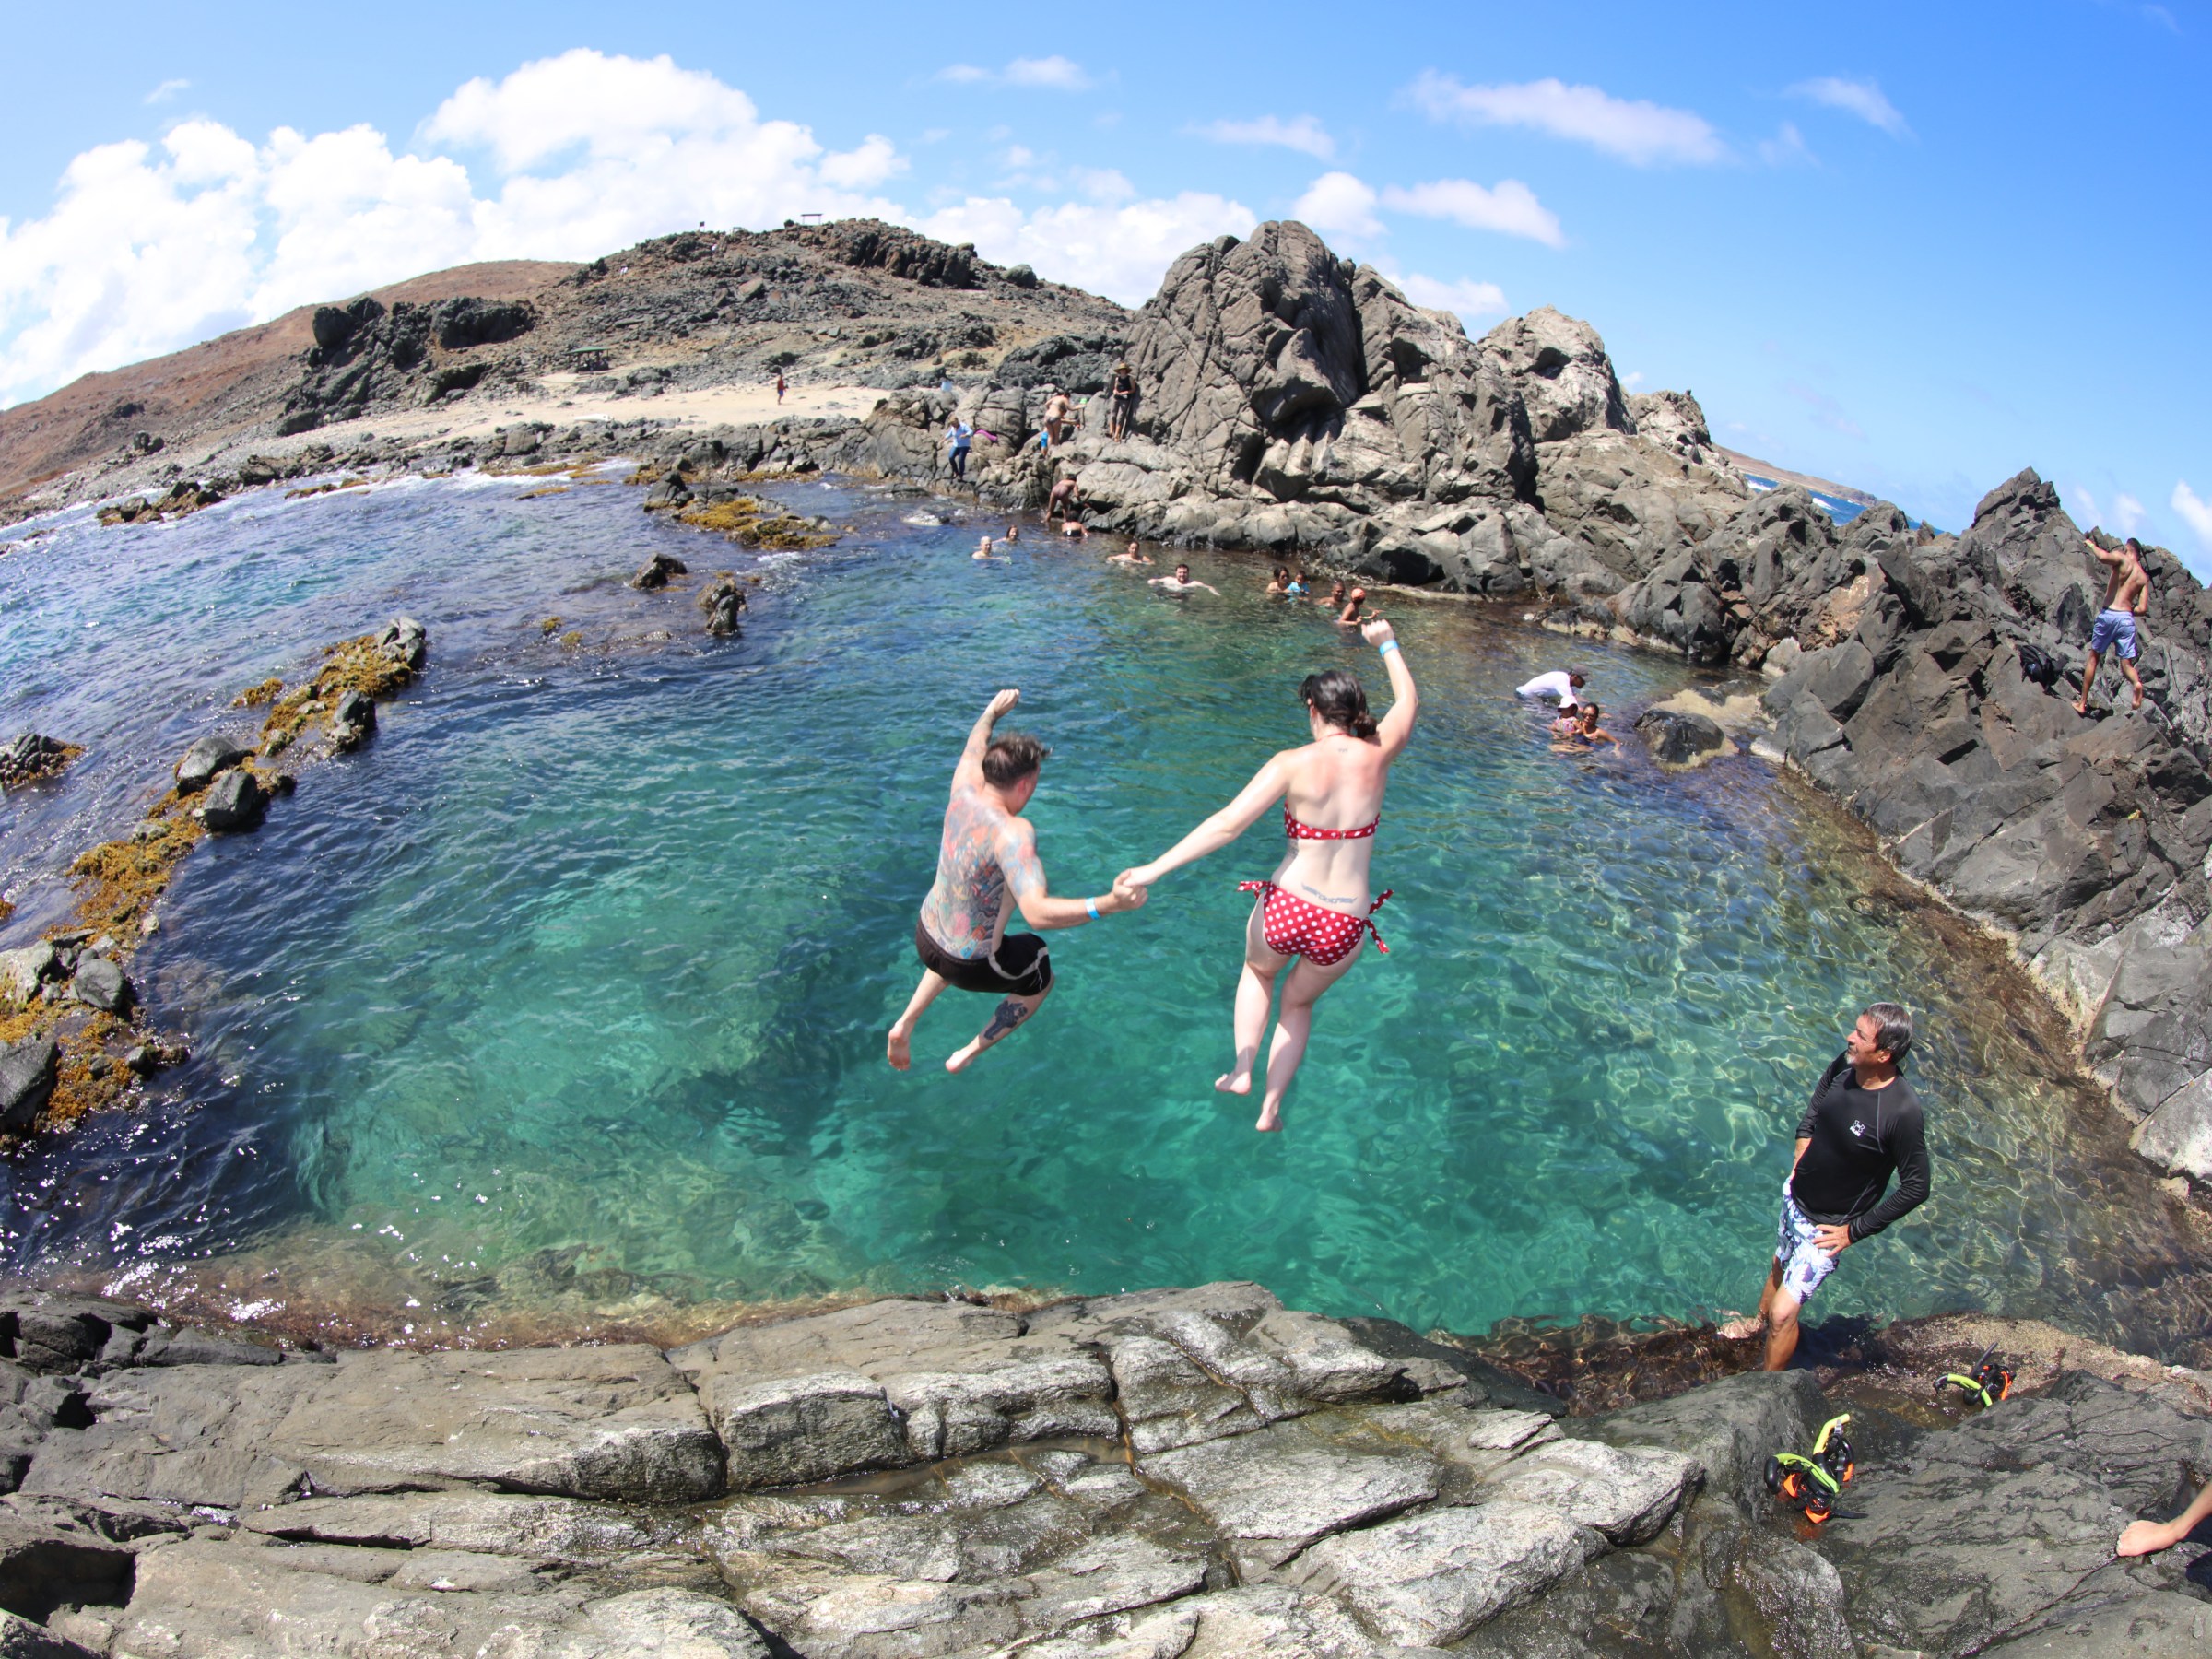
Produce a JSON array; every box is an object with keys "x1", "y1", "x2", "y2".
[{"x1": 888, "y1": 689, "x2": 1146, "y2": 1073}]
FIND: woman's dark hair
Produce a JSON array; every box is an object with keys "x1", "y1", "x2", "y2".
[{"x1": 1300, "y1": 668, "x2": 1378, "y2": 739}]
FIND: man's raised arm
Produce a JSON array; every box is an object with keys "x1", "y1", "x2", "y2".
[
  {"x1": 2086, "y1": 536, "x2": 2125, "y2": 570},
  {"x1": 954, "y1": 688, "x2": 1020, "y2": 790}
]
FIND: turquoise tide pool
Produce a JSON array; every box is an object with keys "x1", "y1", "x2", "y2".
[{"x1": 0, "y1": 473, "x2": 2194, "y2": 1349}]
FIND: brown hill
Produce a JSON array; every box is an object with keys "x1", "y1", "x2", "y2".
[{"x1": 0, "y1": 261, "x2": 572, "y2": 501}]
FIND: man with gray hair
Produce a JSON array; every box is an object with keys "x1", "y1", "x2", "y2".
[{"x1": 1737, "y1": 1002, "x2": 1931, "y2": 1371}]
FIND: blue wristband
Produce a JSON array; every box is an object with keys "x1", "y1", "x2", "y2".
[
  {"x1": 1378, "y1": 640, "x2": 1400, "y2": 656},
  {"x1": 1086, "y1": 899, "x2": 1100, "y2": 921}
]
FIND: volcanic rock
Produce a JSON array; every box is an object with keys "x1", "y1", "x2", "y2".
[
  {"x1": 195, "y1": 767, "x2": 266, "y2": 832},
  {"x1": 64, "y1": 958, "x2": 128, "y2": 1017},
  {"x1": 0, "y1": 1039, "x2": 58, "y2": 1132},
  {"x1": 1635, "y1": 706, "x2": 1728, "y2": 766},
  {"x1": 328, "y1": 689, "x2": 375, "y2": 752},
  {"x1": 172, "y1": 734, "x2": 248, "y2": 794},
  {"x1": 0, "y1": 736, "x2": 76, "y2": 791},
  {"x1": 632, "y1": 551, "x2": 688, "y2": 591},
  {"x1": 700, "y1": 577, "x2": 747, "y2": 636}
]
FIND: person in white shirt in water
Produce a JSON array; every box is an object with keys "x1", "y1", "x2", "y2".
[{"x1": 1515, "y1": 668, "x2": 1587, "y2": 708}]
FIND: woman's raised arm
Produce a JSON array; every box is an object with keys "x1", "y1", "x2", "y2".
[{"x1": 1363, "y1": 619, "x2": 1419, "y2": 759}]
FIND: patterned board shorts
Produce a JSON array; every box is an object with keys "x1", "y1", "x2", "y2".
[
  {"x1": 2088, "y1": 608, "x2": 2139, "y2": 660},
  {"x1": 1773, "y1": 1194, "x2": 1841, "y2": 1307}
]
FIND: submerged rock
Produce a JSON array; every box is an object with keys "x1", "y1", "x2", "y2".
[
  {"x1": 1635, "y1": 706, "x2": 1728, "y2": 767},
  {"x1": 700, "y1": 577, "x2": 747, "y2": 636},
  {"x1": 632, "y1": 551, "x2": 688, "y2": 591}
]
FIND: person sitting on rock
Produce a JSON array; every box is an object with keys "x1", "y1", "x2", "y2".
[
  {"x1": 888, "y1": 690, "x2": 1145, "y2": 1073},
  {"x1": 1047, "y1": 475, "x2": 1083, "y2": 525},
  {"x1": 1516, "y1": 668, "x2": 1587, "y2": 709},
  {"x1": 2074, "y1": 535, "x2": 2150, "y2": 716},
  {"x1": 1149, "y1": 563, "x2": 1219, "y2": 595},
  {"x1": 1109, "y1": 541, "x2": 1153, "y2": 566},
  {"x1": 2118, "y1": 1477, "x2": 2212, "y2": 1558},
  {"x1": 1726, "y1": 1004, "x2": 1931, "y2": 1371}
]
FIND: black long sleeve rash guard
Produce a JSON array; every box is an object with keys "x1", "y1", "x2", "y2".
[{"x1": 1790, "y1": 1053, "x2": 1930, "y2": 1241}]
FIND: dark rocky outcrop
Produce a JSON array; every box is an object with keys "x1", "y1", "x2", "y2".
[
  {"x1": 699, "y1": 577, "x2": 747, "y2": 637},
  {"x1": 0, "y1": 1041, "x2": 57, "y2": 1133},
  {"x1": 631, "y1": 551, "x2": 688, "y2": 591},
  {"x1": 326, "y1": 690, "x2": 374, "y2": 753},
  {"x1": 279, "y1": 296, "x2": 535, "y2": 435},
  {"x1": 171, "y1": 735, "x2": 247, "y2": 794},
  {"x1": 0, "y1": 737, "x2": 78, "y2": 792},
  {"x1": 194, "y1": 769, "x2": 266, "y2": 833}
]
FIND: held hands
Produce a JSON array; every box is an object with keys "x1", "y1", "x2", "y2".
[
  {"x1": 1361, "y1": 617, "x2": 1397, "y2": 649},
  {"x1": 1105, "y1": 876, "x2": 1148, "y2": 912},
  {"x1": 1116, "y1": 864, "x2": 1160, "y2": 895}
]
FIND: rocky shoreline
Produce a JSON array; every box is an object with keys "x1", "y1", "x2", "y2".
[{"x1": 0, "y1": 1276, "x2": 2205, "y2": 1657}]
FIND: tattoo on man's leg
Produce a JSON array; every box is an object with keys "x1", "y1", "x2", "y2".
[{"x1": 982, "y1": 998, "x2": 1032, "y2": 1042}]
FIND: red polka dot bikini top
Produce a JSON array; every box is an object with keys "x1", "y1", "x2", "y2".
[{"x1": 1283, "y1": 807, "x2": 1380, "y2": 841}]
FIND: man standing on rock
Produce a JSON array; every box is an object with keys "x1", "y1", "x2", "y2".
[
  {"x1": 1106, "y1": 361, "x2": 1137, "y2": 441},
  {"x1": 2074, "y1": 535, "x2": 2150, "y2": 716},
  {"x1": 1732, "y1": 1003, "x2": 1930, "y2": 1371},
  {"x1": 888, "y1": 690, "x2": 1144, "y2": 1073}
]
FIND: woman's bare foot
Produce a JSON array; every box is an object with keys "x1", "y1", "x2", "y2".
[
  {"x1": 887, "y1": 1028, "x2": 912, "y2": 1070},
  {"x1": 2117, "y1": 1517, "x2": 2184, "y2": 1558},
  {"x1": 1255, "y1": 1102, "x2": 1283, "y2": 1132},
  {"x1": 1216, "y1": 1070, "x2": 1253, "y2": 1095}
]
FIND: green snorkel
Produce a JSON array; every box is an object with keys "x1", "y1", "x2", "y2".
[{"x1": 1765, "y1": 1412, "x2": 1855, "y2": 1524}]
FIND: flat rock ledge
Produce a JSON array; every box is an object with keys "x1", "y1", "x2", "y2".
[{"x1": 0, "y1": 1280, "x2": 2206, "y2": 1657}]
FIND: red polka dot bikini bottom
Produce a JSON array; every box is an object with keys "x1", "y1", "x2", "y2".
[{"x1": 1237, "y1": 880, "x2": 1392, "y2": 968}]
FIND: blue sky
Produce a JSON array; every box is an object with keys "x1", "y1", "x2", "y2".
[{"x1": 3, "y1": 1, "x2": 2206, "y2": 566}]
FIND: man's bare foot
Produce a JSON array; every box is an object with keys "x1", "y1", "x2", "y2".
[
  {"x1": 1715, "y1": 1313, "x2": 1763, "y2": 1341},
  {"x1": 888, "y1": 1028, "x2": 912, "y2": 1070},
  {"x1": 1216, "y1": 1070, "x2": 1253, "y2": 1095},
  {"x1": 2117, "y1": 1517, "x2": 2183, "y2": 1558},
  {"x1": 1255, "y1": 1102, "x2": 1283, "y2": 1131},
  {"x1": 945, "y1": 1039, "x2": 985, "y2": 1074}
]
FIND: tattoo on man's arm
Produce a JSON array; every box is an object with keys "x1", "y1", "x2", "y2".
[{"x1": 982, "y1": 997, "x2": 1033, "y2": 1042}]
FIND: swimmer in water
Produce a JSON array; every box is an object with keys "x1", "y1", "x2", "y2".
[
  {"x1": 1266, "y1": 567, "x2": 1291, "y2": 594},
  {"x1": 1335, "y1": 586, "x2": 1371, "y2": 626},
  {"x1": 1118, "y1": 620, "x2": 1418, "y2": 1131},
  {"x1": 1148, "y1": 563, "x2": 1219, "y2": 595},
  {"x1": 1108, "y1": 541, "x2": 1153, "y2": 565},
  {"x1": 1552, "y1": 701, "x2": 1616, "y2": 749},
  {"x1": 973, "y1": 536, "x2": 1000, "y2": 561}
]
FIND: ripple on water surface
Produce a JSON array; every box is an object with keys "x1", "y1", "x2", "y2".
[{"x1": 0, "y1": 477, "x2": 2200, "y2": 1354}]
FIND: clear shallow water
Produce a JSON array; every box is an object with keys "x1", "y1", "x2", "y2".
[{"x1": 0, "y1": 473, "x2": 2199, "y2": 1353}]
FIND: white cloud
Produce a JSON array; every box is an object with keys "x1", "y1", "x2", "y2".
[
  {"x1": 0, "y1": 51, "x2": 916, "y2": 408},
  {"x1": 2112, "y1": 493, "x2": 2146, "y2": 535},
  {"x1": 2173, "y1": 481, "x2": 2212, "y2": 547},
  {"x1": 1292, "y1": 171, "x2": 1382, "y2": 241},
  {"x1": 1379, "y1": 178, "x2": 1563, "y2": 247},
  {"x1": 145, "y1": 78, "x2": 191, "y2": 106},
  {"x1": 1757, "y1": 122, "x2": 1817, "y2": 167},
  {"x1": 916, "y1": 192, "x2": 1253, "y2": 306},
  {"x1": 1069, "y1": 167, "x2": 1135, "y2": 205},
  {"x1": 1006, "y1": 56, "x2": 1090, "y2": 89},
  {"x1": 1386, "y1": 271, "x2": 1508, "y2": 324},
  {"x1": 1789, "y1": 76, "x2": 1911, "y2": 137},
  {"x1": 1406, "y1": 71, "x2": 1724, "y2": 165},
  {"x1": 1622, "y1": 370, "x2": 1645, "y2": 389},
  {"x1": 938, "y1": 56, "x2": 1092, "y2": 90},
  {"x1": 1191, "y1": 114, "x2": 1335, "y2": 159}
]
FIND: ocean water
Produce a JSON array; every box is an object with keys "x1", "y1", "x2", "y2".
[{"x1": 0, "y1": 471, "x2": 2195, "y2": 1351}]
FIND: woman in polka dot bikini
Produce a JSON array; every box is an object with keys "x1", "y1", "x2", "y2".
[{"x1": 1118, "y1": 618, "x2": 1418, "y2": 1131}]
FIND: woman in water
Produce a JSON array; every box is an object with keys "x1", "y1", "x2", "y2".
[{"x1": 1119, "y1": 618, "x2": 1418, "y2": 1130}]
